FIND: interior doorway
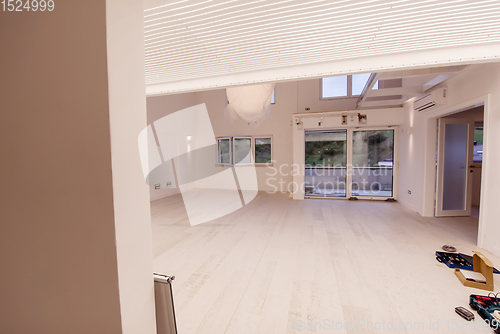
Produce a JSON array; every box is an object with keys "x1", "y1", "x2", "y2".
[{"x1": 435, "y1": 104, "x2": 484, "y2": 218}]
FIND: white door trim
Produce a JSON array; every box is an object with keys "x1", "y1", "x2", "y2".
[{"x1": 435, "y1": 118, "x2": 474, "y2": 217}]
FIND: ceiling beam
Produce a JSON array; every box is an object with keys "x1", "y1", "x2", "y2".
[
  {"x1": 358, "y1": 98, "x2": 408, "y2": 108},
  {"x1": 367, "y1": 86, "x2": 424, "y2": 97},
  {"x1": 356, "y1": 72, "x2": 381, "y2": 108},
  {"x1": 377, "y1": 65, "x2": 468, "y2": 80}
]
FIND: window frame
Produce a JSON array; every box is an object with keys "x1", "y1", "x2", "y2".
[
  {"x1": 216, "y1": 135, "x2": 273, "y2": 167},
  {"x1": 303, "y1": 126, "x2": 398, "y2": 201},
  {"x1": 232, "y1": 136, "x2": 253, "y2": 165},
  {"x1": 217, "y1": 136, "x2": 233, "y2": 165},
  {"x1": 253, "y1": 136, "x2": 273, "y2": 166},
  {"x1": 320, "y1": 74, "x2": 373, "y2": 100}
]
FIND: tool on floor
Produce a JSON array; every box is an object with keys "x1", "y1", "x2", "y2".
[
  {"x1": 455, "y1": 251, "x2": 495, "y2": 291},
  {"x1": 455, "y1": 306, "x2": 474, "y2": 321},
  {"x1": 442, "y1": 245, "x2": 457, "y2": 252},
  {"x1": 469, "y1": 294, "x2": 500, "y2": 334},
  {"x1": 435, "y1": 251, "x2": 500, "y2": 274}
]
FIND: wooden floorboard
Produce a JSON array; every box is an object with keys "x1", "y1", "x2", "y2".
[{"x1": 151, "y1": 192, "x2": 500, "y2": 334}]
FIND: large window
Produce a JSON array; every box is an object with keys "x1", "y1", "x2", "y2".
[
  {"x1": 233, "y1": 137, "x2": 252, "y2": 164},
  {"x1": 321, "y1": 73, "x2": 377, "y2": 99},
  {"x1": 217, "y1": 136, "x2": 273, "y2": 165},
  {"x1": 218, "y1": 137, "x2": 232, "y2": 164},
  {"x1": 255, "y1": 137, "x2": 272, "y2": 163}
]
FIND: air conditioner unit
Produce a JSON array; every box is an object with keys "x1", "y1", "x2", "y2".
[{"x1": 414, "y1": 88, "x2": 447, "y2": 112}]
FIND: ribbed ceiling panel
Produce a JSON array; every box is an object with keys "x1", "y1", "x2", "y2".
[{"x1": 144, "y1": 0, "x2": 500, "y2": 87}]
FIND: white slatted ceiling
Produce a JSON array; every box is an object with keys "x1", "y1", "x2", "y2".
[{"x1": 144, "y1": 0, "x2": 500, "y2": 87}]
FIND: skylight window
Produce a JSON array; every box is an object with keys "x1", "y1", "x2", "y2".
[
  {"x1": 321, "y1": 73, "x2": 374, "y2": 99},
  {"x1": 352, "y1": 73, "x2": 371, "y2": 96},
  {"x1": 322, "y1": 75, "x2": 348, "y2": 98}
]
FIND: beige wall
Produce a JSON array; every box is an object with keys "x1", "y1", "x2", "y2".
[
  {"x1": 0, "y1": 2, "x2": 123, "y2": 333},
  {"x1": 0, "y1": 1, "x2": 156, "y2": 333}
]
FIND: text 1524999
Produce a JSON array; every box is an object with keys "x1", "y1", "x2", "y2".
[{"x1": 2, "y1": 0, "x2": 54, "y2": 11}]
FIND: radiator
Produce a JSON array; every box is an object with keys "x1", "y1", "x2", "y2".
[{"x1": 154, "y1": 273, "x2": 178, "y2": 334}]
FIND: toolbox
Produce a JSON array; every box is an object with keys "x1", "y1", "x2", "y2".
[
  {"x1": 435, "y1": 251, "x2": 500, "y2": 274},
  {"x1": 469, "y1": 294, "x2": 500, "y2": 334}
]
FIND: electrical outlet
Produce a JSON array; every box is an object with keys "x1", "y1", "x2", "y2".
[
  {"x1": 408, "y1": 190, "x2": 411, "y2": 194},
  {"x1": 166, "y1": 181, "x2": 172, "y2": 187},
  {"x1": 155, "y1": 183, "x2": 161, "y2": 190}
]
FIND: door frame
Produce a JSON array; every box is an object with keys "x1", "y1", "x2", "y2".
[
  {"x1": 435, "y1": 118, "x2": 474, "y2": 217},
  {"x1": 304, "y1": 126, "x2": 398, "y2": 201},
  {"x1": 421, "y1": 94, "x2": 489, "y2": 250}
]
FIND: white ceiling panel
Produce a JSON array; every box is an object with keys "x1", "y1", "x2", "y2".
[{"x1": 144, "y1": 0, "x2": 500, "y2": 95}]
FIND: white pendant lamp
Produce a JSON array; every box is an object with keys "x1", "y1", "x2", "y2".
[{"x1": 225, "y1": 83, "x2": 275, "y2": 126}]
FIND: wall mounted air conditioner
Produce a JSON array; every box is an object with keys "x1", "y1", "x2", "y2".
[{"x1": 414, "y1": 88, "x2": 447, "y2": 112}]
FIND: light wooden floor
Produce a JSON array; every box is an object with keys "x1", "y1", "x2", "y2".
[{"x1": 151, "y1": 192, "x2": 500, "y2": 334}]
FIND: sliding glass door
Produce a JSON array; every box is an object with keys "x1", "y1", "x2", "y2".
[
  {"x1": 305, "y1": 130, "x2": 347, "y2": 197},
  {"x1": 304, "y1": 127, "x2": 396, "y2": 199},
  {"x1": 352, "y1": 129, "x2": 395, "y2": 197}
]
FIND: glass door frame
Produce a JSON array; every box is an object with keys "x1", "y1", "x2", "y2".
[
  {"x1": 435, "y1": 118, "x2": 474, "y2": 217},
  {"x1": 304, "y1": 126, "x2": 398, "y2": 201},
  {"x1": 304, "y1": 129, "x2": 348, "y2": 198}
]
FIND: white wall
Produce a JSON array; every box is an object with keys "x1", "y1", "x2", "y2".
[
  {"x1": 106, "y1": 0, "x2": 157, "y2": 333},
  {"x1": 147, "y1": 92, "x2": 197, "y2": 200},
  {"x1": 397, "y1": 62, "x2": 500, "y2": 257},
  {"x1": 194, "y1": 82, "x2": 298, "y2": 193},
  {"x1": 397, "y1": 101, "x2": 426, "y2": 212},
  {"x1": 147, "y1": 81, "x2": 298, "y2": 198}
]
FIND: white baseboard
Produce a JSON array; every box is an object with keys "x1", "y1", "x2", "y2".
[
  {"x1": 397, "y1": 198, "x2": 417, "y2": 213},
  {"x1": 150, "y1": 189, "x2": 179, "y2": 202}
]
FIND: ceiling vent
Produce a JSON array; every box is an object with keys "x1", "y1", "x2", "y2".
[{"x1": 414, "y1": 88, "x2": 447, "y2": 112}]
